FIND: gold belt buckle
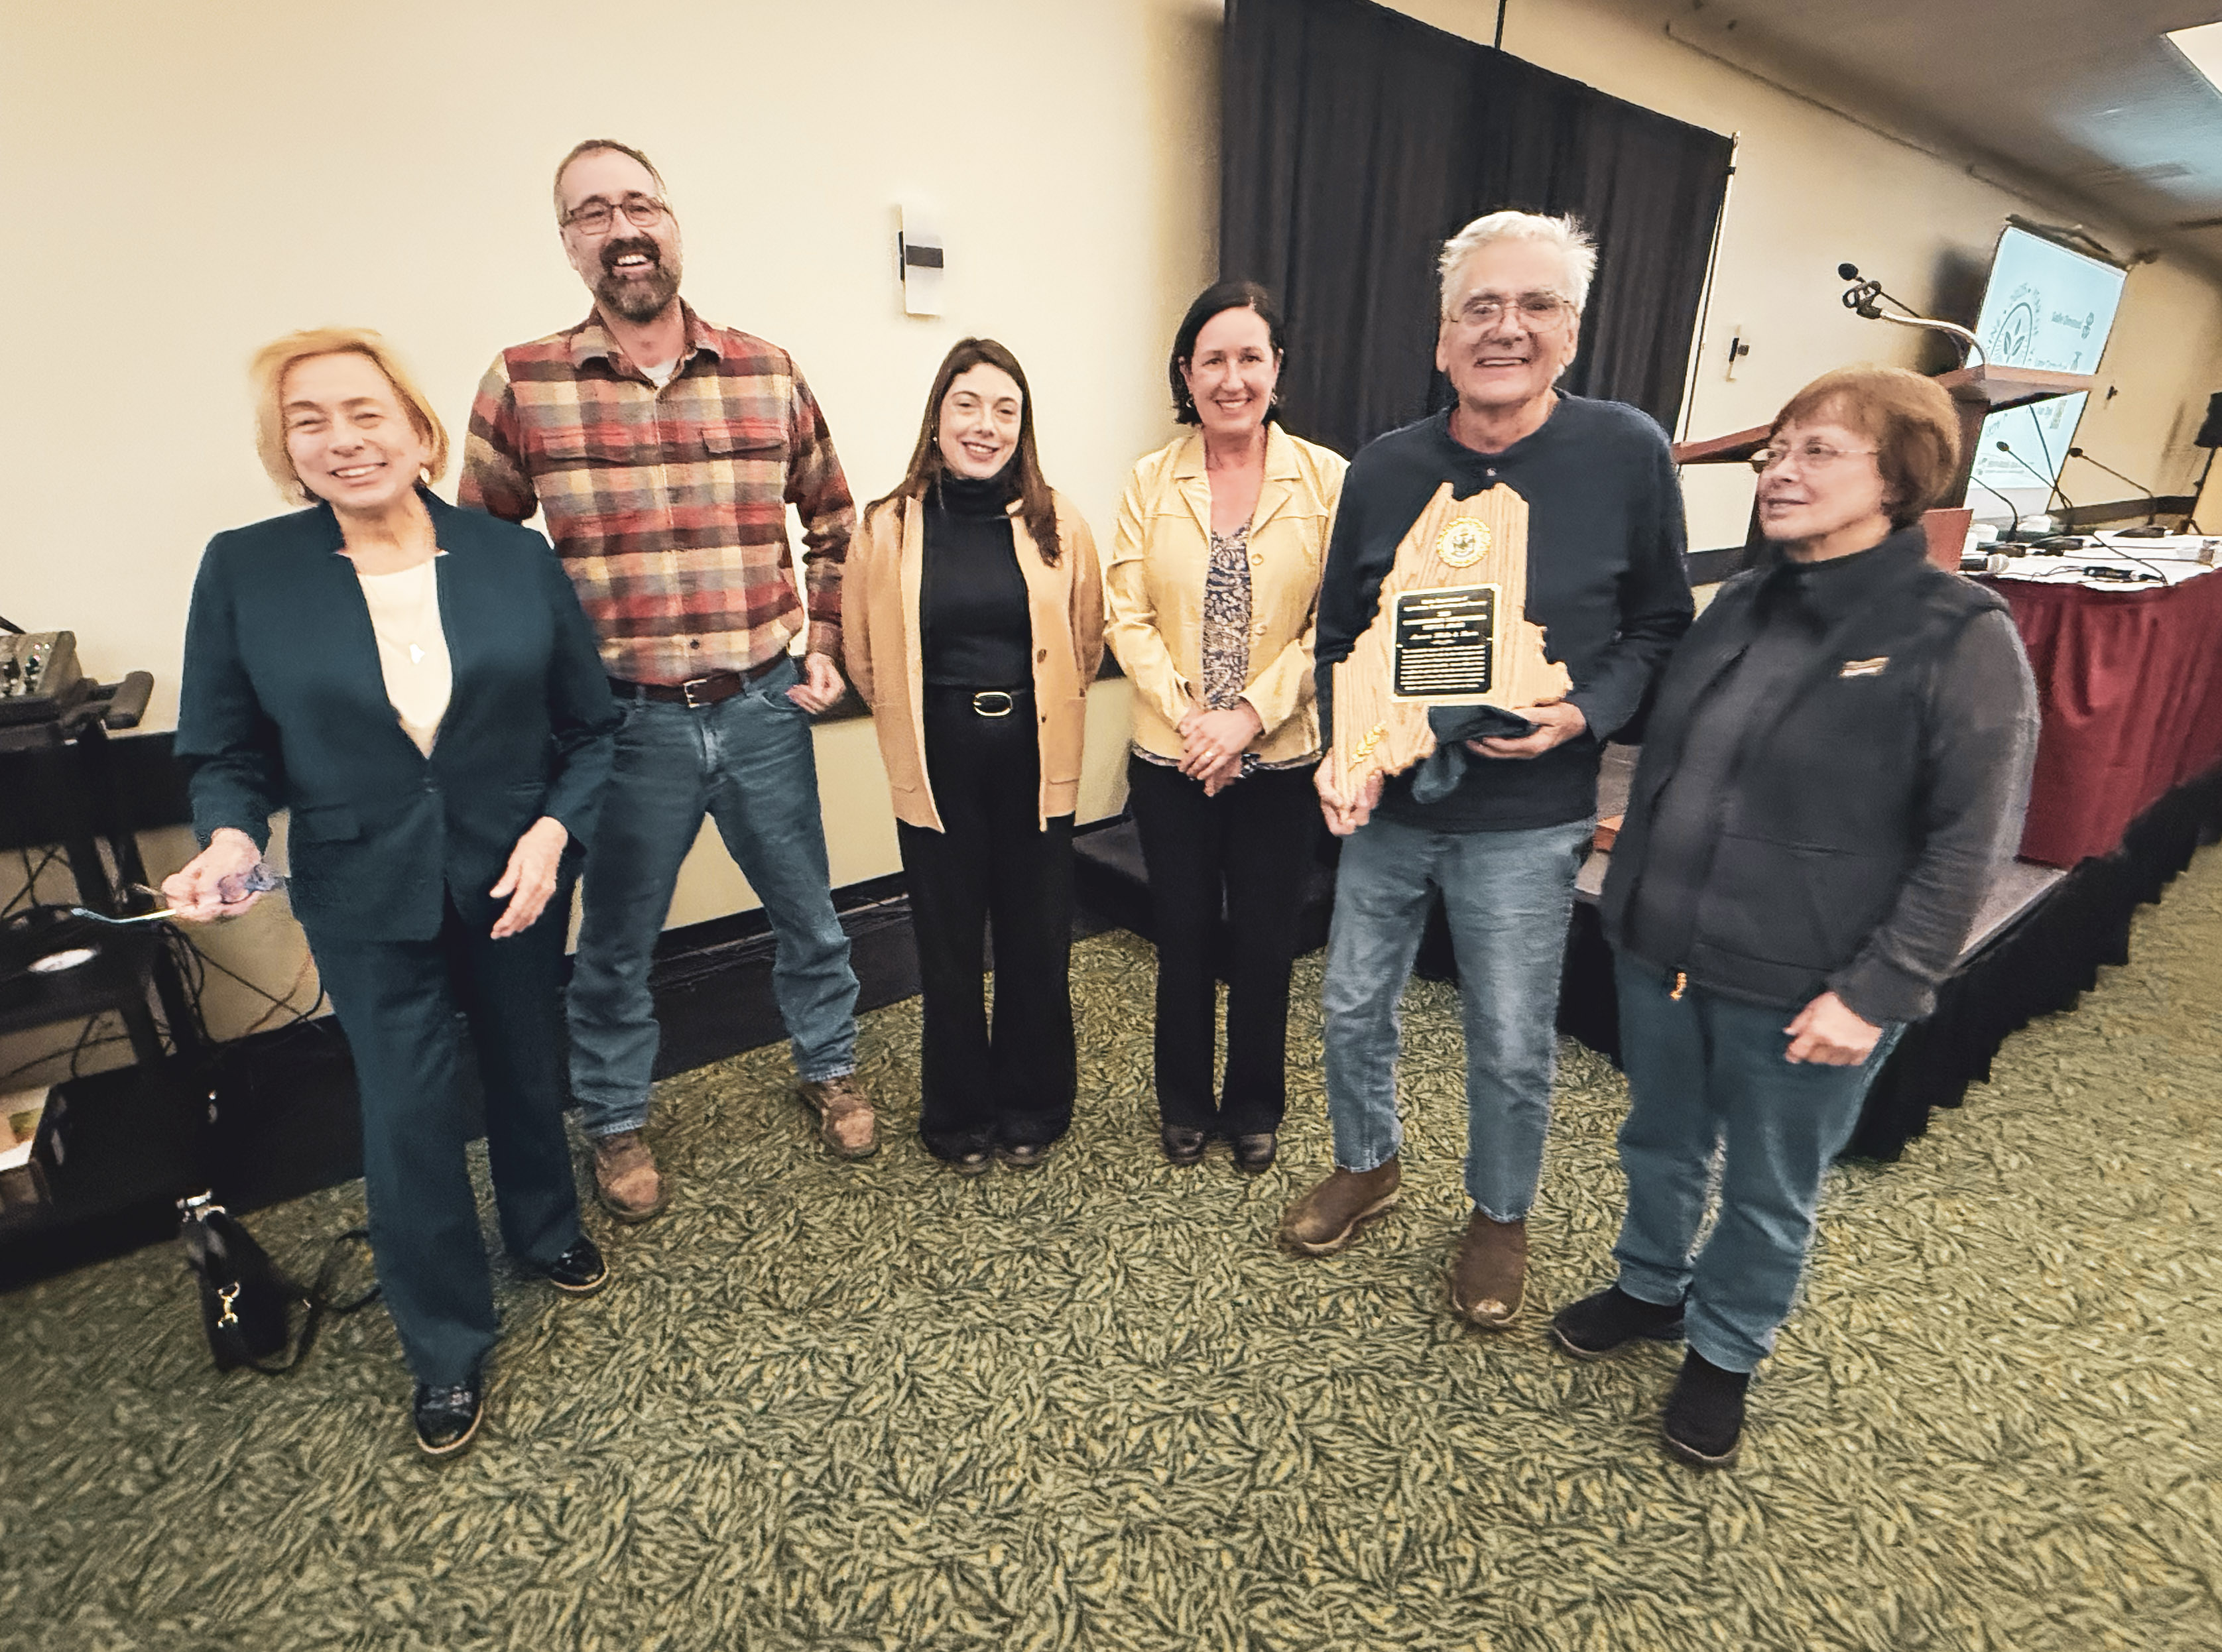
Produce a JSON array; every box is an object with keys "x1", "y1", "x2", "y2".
[{"x1": 971, "y1": 690, "x2": 1016, "y2": 718}]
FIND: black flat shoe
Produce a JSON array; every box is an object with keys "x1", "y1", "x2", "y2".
[
  {"x1": 1230, "y1": 1132, "x2": 1278, "y2": 1173},
  {"x1": 1550, "y1": 1285, "x2": 1684, "y2": 1360},
  {"x1": 952, "y1": 1149, "x2": 994, "y2": 1176},
  {"x1": 997, "y1": 1142, "x2": 1052, "y2": 1170},
  {"x1": 1662, "y1": 1350, "x2": 1749, "y2": 1469},
  {"x1": 413, "y1": 1373, "x2": 485, "y2": 1459},
  {"x1": 543, "y1": 1236, "x2": 609, "y2": 1296},
  {"x1": 1160, "y1": 1125, "x2": 1207, "y2": 1165}
]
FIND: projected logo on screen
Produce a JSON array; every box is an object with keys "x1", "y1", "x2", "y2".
[{"x1": 1991, "y1": 298, "x2": 2036, "y2": 365}]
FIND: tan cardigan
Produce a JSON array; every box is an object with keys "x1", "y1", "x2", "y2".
[
  {"x1": 843, "y1": 488, "x2": 1104, "y2": 831},
  {"x1": 1103, "y1": 425, "x2": 1347, "y2": 766}
]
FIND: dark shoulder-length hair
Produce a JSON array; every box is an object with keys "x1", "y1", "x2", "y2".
[
  {"x1": 1168, "y1": 280, "x2": 1286, "y2": 426},
  {"x1": 869, "y1": 337, "x2": 1062, "y2": 565}
]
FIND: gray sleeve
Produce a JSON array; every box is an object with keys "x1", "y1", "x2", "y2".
[{"x1": 1827, "y1": 609, "x2": 2040, "y2": 1025}]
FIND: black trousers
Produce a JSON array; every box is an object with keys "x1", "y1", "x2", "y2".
[
  {"x1": 1126, "y1": 756, "x2": 1320, "y2": 1135},
  {"x1": 306, "y1": 885, "x2": 584, "y2": 1387},
  {"x1": 896, "y1": 691, "x2": 1077, "y2": 1157}
]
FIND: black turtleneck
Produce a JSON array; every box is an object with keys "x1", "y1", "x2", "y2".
[{"x1": 922, "y1": 467, "x2": 1032, "y2": 689}]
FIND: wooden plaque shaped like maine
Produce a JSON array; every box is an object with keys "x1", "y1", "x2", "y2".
[{"x1": 1328, "y1": 483, "x2": 1571, "y2": 799}]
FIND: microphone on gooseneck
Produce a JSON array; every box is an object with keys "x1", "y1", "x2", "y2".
[
  {"x1": 1969, "y1": 474, "x2": 2022, "y2": 543},
  {"x1": 1996, "y1": 440, "x2": 2077, "y2": 524},
  {"x1": 2066, "y1": 446, "x2": 2158, "y2": 524}
]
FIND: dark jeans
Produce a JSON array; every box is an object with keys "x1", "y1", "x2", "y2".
[
  {"x1": 308, "y1": 887, "x2": 584, "y2": 1388},
  {"x1": 896, "y1": 690, "x2": 1076, "y2": 1158},
  {"x1": 1126, "y1": 756, "x2": 1318, "y2": 1136}
]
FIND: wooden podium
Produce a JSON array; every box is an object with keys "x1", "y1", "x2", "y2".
[{"x1": 1673, "y1": 365, "x2": 2095, "y2": 571}]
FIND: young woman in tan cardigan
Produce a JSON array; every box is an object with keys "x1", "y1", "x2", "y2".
[
  {"x1": 1104, "y1": 283, "x2": 1347, "y2": 1172},
  {"x1": 843, "y1": 339, "x2": 1103, "y2": 1173}
]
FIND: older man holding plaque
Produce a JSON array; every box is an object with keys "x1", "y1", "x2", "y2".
[{"x1": 1280, "y1": 211, "x2": 1693, "y2": 1332}]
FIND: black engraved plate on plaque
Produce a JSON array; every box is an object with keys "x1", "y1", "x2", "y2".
[{"x1": 1392, "y1": 585, "x2": 1497, "y2": 699}]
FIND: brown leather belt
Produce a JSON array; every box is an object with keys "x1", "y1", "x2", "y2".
[{"x1": 609, "y1": 657, "x2": 784, "y2": 708}]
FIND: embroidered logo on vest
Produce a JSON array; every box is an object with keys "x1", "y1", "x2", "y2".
[{"x1": 1838, "y1": 656, "x2": 1889, "y2": 678}]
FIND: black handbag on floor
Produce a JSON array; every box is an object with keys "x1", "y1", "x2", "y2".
[{"x1": 177, "y1": 1192, "x2": 379, "y2": 1374}]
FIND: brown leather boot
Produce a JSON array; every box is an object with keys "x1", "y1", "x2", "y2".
[
  {"x1": 1448, "y1": 1210, "x2": 1528, "y2": 1328},
  {"x1": 1278, "y1": 1160, "x2": 1402, "y2": 1256},
  {"x1": 797, "y1": 1075, "x2": 878, "y2": 1159},
  {"x1": 592, "y1": 1130, "x2": 667, "y2": 1224}
]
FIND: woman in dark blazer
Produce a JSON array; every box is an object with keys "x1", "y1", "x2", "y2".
[
  {"x1": 1553, "y1": 366, "x2": 2038, "y2": 1469},
  {"x1": 164, "y1": 327, "x2": 620, "y2": 1459}
]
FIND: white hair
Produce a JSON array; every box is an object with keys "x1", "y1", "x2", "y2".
[{"x1": 1437, "y1": 211, "x2": 1597, "y2": 318}]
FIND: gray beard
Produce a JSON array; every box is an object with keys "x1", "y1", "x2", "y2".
[{"x1": 598, "y1": 262, "x2": 682, "y2": 324}]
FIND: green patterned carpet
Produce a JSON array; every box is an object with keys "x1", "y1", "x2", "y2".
[{"x1": 5, "y1": 849, "x2": 2220, "y2": 1651}]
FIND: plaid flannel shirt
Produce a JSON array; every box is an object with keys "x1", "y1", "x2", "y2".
[{"x1": 459, "y1": 305, "x2": 855, "y2": 685}]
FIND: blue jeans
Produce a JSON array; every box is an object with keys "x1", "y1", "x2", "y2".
[
  {"x1": 1322, "y1": 813, "x2": 1593, "y2": 1220},
  {"x1": 1611, "y1": 952, "x2": 1905, "y2": 1374},
  {"x1": 568, "y1": 655, "x2": 858, "y2": 1138}
]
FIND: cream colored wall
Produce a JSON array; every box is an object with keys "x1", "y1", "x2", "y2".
[
  {"x1": 0, "y1": 0, "x2": 1215, "y2": 1076},
  {"x1": 1389, "y1": 0, "x2": 2222, "y2": 550}
]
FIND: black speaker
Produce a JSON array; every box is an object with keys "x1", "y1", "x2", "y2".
[{"x1": 2194, "y1": 392, "x2": 2222, "y2": 451}]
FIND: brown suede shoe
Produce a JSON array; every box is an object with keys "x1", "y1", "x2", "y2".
[
  {"x1": 797, "y1": 1075, "x2": 879, "y2": 1159},
  {"x1": 1448, "y1": 1210, "x2": 1528, "y2": 1328},
  {"x1": 1278, "y1": 1161, "x2": 1402, "y2": 1256},
  {"x1": 592, "y1": 1130, "x2": 668, "y2": 1224}
]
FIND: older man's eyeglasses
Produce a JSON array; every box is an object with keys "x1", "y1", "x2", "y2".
[
  {"x1": 1455, "y1": 293, "x2": 1570, "y2": 327},
  {"x1": 1749, "y1": 442, "x2": 1878, "y2": 475},
  {"x1": 563, "y1": 195, "x2": 670, "y2": 235}
]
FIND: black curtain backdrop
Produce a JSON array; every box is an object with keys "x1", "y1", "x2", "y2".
[{"x1": 1221, "y1": 0, "x2": 1734, "y2": 460}]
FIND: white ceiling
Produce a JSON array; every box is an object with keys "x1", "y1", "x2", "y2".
[{"x1": 1664, "y1": 0, "x2": 2222, "y2": 263}]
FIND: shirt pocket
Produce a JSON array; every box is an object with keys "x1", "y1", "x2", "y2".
[{"x1": 693, "y1": 419, "x2": 788, "y2": 513}]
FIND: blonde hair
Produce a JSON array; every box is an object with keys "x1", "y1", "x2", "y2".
[
  {"x1": 1438, "y1": 210, "x2": 1598, "y2": 318},
  {"x1": 248, "y1": 327, "x2": 449, "y2": 505}
]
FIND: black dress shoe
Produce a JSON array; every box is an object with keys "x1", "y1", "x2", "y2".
[
  {"x1": 1160, "y1": 1125, "x2": 1207, "y2": 1165},
  {"x1": 1230, "y1": 1132, "x2": 1278, "y2": 1173},
  {"x1": 543, "y1": 1236, "x2": 609, "y2": 1296},
  {"x1": 997, "y1": 1141, "x2": 1052, "y2": 1169},
  {"x1": 413, "y1": 1373, "x2": 485, "y2": 1458}
]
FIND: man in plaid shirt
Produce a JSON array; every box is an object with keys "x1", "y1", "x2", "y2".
[{"x1": 461, "y1": 139, "x2": 877, "y2": 1222}]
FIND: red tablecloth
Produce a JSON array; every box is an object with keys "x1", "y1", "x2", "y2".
[{"x1": 1987, "y1": 569, "x2": 2222, "y2": 867}]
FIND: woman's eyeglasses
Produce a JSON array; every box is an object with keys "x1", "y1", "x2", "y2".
[{"x1": 1749, "y1": 442, "x2": 1878, "y2": 475}]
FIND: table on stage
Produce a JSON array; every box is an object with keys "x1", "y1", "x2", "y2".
[{"x1": 1981, "y1": 552, "x2": 2222, "y2": 868}]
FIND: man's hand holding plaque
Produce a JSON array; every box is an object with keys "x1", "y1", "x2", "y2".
[{"x1": 1327, "y1": 481, "x2": 1572, "y2": 808}]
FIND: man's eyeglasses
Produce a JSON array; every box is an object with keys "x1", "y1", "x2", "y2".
[
  {"x1": 562, "y1": 195, "x2": 670, "y2": 235},
  {"x1": 1749, "y1": 442, "x2": 1878, "y2": 475},
  {"x1": 1453, "y1": 293, "x2": 1571, "y2": 327}
]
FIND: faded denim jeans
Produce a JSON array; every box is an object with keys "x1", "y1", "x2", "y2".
[
  {"x1": 567, "y1": 654, "x2": 858, "y2": 1138},
  {"x1": 1322, "y1": 811, "x2": 1593, "y2": 1220},
  {"x1": 1610, "y1": 951, "x2": 1904, "y2": 1373}
]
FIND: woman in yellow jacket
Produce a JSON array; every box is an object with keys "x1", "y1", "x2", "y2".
[
  {"x1": 845, "y1": 338, "x2": 1104, "y2": 1173},
  {"x1": 1105, "y1": 282, "x2": 1347, "y2": 1173}
]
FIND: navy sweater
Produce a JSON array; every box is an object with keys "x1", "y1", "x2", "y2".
[{"x1": 1314, "y1": 397, "x2": 1694, "y2": 831}]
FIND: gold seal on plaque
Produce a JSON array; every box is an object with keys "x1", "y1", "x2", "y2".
[{"x1": 1436, "y1": 518, "x2": 1491, "y2": 567}]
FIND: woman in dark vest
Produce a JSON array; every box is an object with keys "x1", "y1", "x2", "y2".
[
  {"x1": 1554, "y1": 365, "x2": 2038, "y2": 1468},
  {"x1": 165, "y1": 328, "x2": 619, "y2": 1459},
  {"x1": 843, "y1": 339, "x2": 1103, "y2": 1173}
]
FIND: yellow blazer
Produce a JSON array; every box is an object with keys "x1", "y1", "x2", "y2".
[
  {"x1": 843, "y1": 488, "x2": 1104, "y2": 831},
  {"x1": 1104, "y1": 424, "x2": 1347, "y2": 766}
]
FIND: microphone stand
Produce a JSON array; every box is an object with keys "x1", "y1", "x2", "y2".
[
  {"x1": 2066, "y1": 446, "x2": 2158, "y2": 525},
  {"x1": 1837, "y1": 267, "x2": 1989, "y2": 369},
  {"x1": 1969, "y1": 475, "x2": 2022, "y2": 544},
  {"x1": 1996, "y1": 440, "x2": 2077, "y2": 531}
]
